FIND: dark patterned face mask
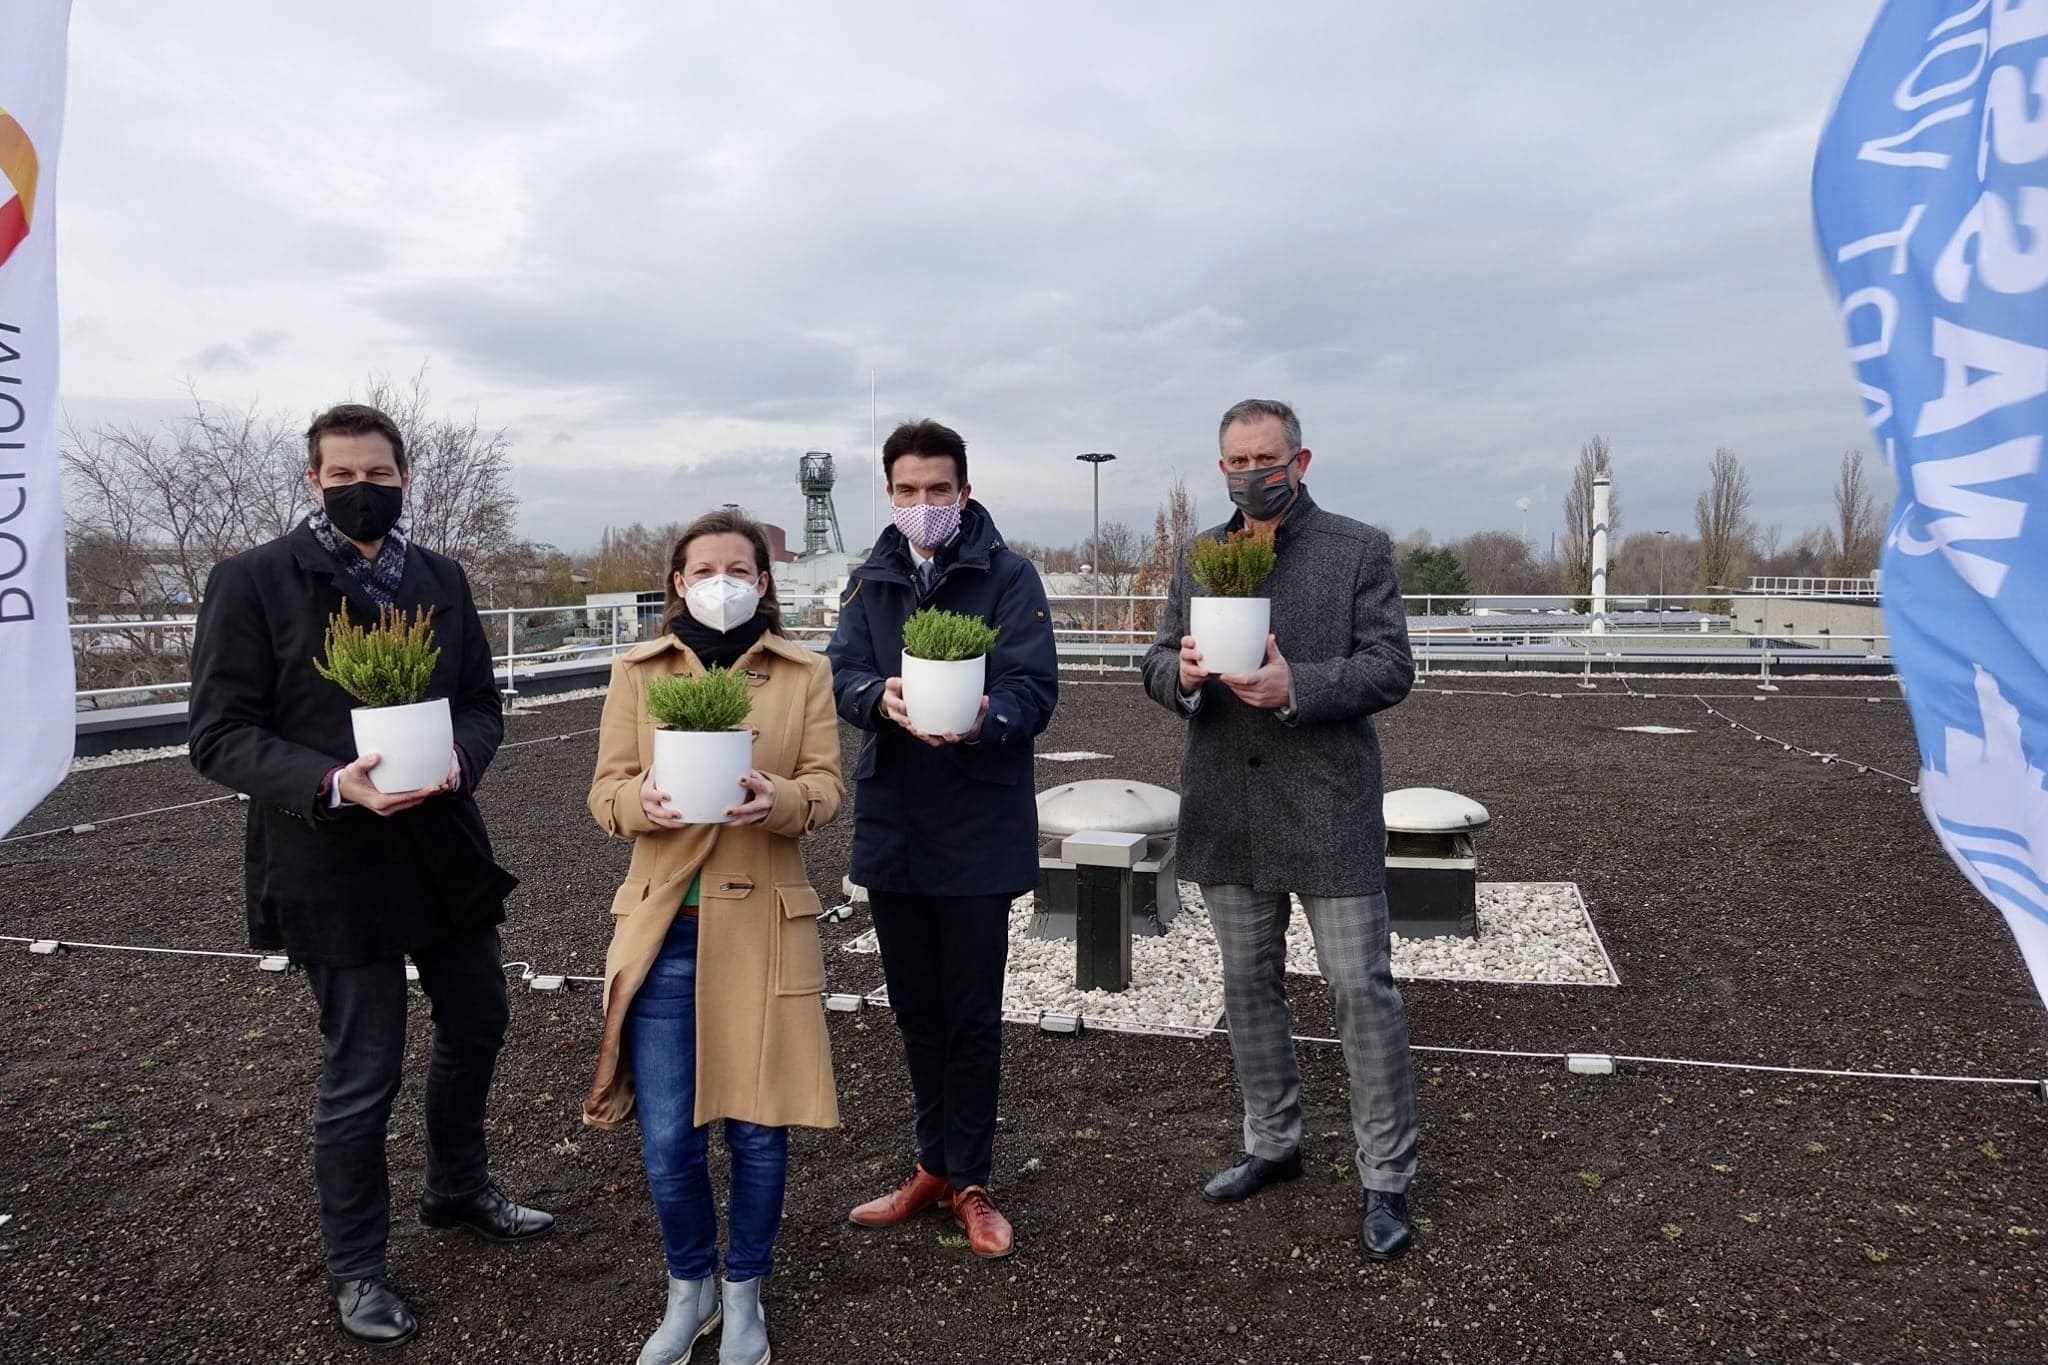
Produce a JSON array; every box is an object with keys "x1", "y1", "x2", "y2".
[{"x1": 1226, "y1": 457, "x2": 1300, "y2": 521}]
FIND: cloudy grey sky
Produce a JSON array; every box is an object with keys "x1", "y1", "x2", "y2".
[{"x1": 58, "y1": 1, "x2": 1882, "y2": 555}]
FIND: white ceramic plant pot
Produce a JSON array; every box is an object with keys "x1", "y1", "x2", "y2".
[
  {"x1": 350, "y1": 697, "x2": 454, "y2": 794},
  {"x1": 1190, "y1": 596, "x2": 1271, "y2": 676},
  {"x1": 651, "y1": 727, "x2": 755, "y2": 825},
  {"x1": 901, "y1": 652, "x2": 986, "y2": 735}
]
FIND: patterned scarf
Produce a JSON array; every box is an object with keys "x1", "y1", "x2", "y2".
[{"x1": 306, "y1": 508, "x2": 410, "y2": 609}]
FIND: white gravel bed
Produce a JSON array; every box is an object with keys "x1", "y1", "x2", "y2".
[
  {"x1": 70, "y1": 745, "x2": 189, "y2": 772},
  {"x1": 1280, "y1": 882, "x2": 1618, "y2": 987},
  {"x1": 509, "y1": 685, "x2": 610, "y2": 710},
  {"x1": 847, "y1": 879, "x2": 1617, "y2": 1039}
]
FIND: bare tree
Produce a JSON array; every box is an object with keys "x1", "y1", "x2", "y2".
[
  {"x1": 62, "y1": 389, "x2": 301, "y2": 610},
  {"x1": 1452, "y1": 530, "x2": 1549, "y2": 596},
  {"x1": 586, "y1": 521, "x2": 689, "y2": 595},
  {"x1": 1131, "y1": 475, "x2": 1198, "y2": 635},
  {"x1": 1612, "y1": 530, "x2": 1701, "y2": 605},
  {"x1": 1393, "y1": 527, "x2": 1434, "y2": 561},
  {"x1": 358, "y1": 369, "x2": 518, "y2": 571},
  {"x1": 1090, "y1": 520, "x2": 1142, "y2": 596},
  {"x1": 1694, "y1": 447, "x2": 1755, "y2": 609},
  {"x1": 1823, "y1": 448, "x2": 1883, "y2": 577},
  {"x1": 1560, "y1": 435, "x2": 1621, "y2": 596}
]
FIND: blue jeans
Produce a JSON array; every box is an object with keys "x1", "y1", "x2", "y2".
[{"x1": 625, "y1": 914, "x2": 789, "y2": 1281}]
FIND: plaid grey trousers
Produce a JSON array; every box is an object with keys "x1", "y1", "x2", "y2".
[{"x1": 1203, "y1": 884, "x2": 1418, "y2": 1194}]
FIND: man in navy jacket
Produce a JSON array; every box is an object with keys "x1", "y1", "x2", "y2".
[{"x1": 828, "y1": 419, "x2": 1057, "y2": 1259}]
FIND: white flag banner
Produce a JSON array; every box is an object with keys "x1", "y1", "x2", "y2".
[{"x1": 0, "y1": 1, "x2": 74, "y2": 836}]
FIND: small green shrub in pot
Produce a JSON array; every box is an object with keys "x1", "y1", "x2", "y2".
[
  {"x1": 313, "y1": 606, "x2": 452, "y2": 794},
  {"x1": 313, "y1": 605, "x2": 440, "y2": 707},
  {"x1": 1187, "y1": 528, "x2": 1277, "y2": 676},
  {"x1": 900, "y1": 607, "x2": 997, "y2": 734},
  {"x1": 1188, "y1": 529, "x2": 1277, "y2": 598},
  {"x1": 902, "y1": 607, "x2": 1000, "y2": 662},
  {"x1": 646, "y1": 667, "x2": 754, "y2": 732},
  {"x1": 646, "y1": 667, "x2": 756, "y2": 825}
]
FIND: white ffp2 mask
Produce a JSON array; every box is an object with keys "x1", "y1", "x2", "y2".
[{"x1": 684, "y1": 574, "x2": 762, "y2": 632}]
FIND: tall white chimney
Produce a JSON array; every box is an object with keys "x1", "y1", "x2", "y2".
[{"x1": 1591, "y1": 475, "x2": 1611, "y2": 636}]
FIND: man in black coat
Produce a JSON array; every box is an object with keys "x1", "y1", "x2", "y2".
[
  {"x1": 1141, "y1": 398, "x2": 1419, "y2": 1262},
  {"x1": 188, "y1": 403, "x2": 552, "y2": 1350},
  {"x1": 828, "y1": 419, "x2": 1058, "y2": 1260}
]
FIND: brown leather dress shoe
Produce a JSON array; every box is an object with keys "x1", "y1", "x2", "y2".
[
  {"x1": 849, "y1": 1165, "x2": 951, "y2": 1227},
  {"x1": 951, "y1": 1185, "x2": 1014, "y2": 1259}
]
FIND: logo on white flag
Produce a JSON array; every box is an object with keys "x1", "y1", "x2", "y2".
[{"x1": 0, "y1": 108, "x2": 38, "y2": 268}]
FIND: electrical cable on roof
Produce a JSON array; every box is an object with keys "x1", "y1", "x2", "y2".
[
  {"x1": 6, "y1": 936, "x2": 2038, "y2": 1092},
  {"x1": 1691, "y1": 696, "x2": 1917, "y2": 787}
]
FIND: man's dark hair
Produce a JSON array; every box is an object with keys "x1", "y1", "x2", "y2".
[
  {"x1": 307, "y1": 404, "x2": 408, "y2": 473},
  {"x1": 881, "y1": 419, "x2": 968, "y2": 486}
]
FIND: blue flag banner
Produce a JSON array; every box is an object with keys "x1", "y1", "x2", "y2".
[{"x1": 1815, "y1": 0, "x2": 2048, "y2": 1011}]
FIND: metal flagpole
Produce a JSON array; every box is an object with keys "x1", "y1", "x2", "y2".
[{"x1": 869, "y1": 370, "x2": 877, "y2": 552}]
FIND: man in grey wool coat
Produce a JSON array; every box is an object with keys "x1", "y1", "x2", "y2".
[{"x1": 1141, "y1": 397, "x2": 1419, "y2": 1260}]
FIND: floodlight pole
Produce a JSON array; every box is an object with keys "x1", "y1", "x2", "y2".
[{"x1": 1077, "y1": 453, "x2": 1116, "y2": 650}]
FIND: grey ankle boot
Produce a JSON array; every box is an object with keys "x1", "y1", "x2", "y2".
[
  {"x1": 636, "y1": 1274, "x2": 720, "y2": 1365},
  {"x1": 718, "y1": 1277, "x2": 770, "y2": 1365}
]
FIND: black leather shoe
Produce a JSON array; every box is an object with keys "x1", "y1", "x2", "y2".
[
  {"x1": 331, "y1": 1276, "x2": 418, "y2": 1349},
  {"x1": 419, "y1": 1177, "x2": 556, "y2": 1243},
  {"x1": 1202, "y1": 1151, "x2": 1303, "y2": 1204},
  {"x1": 1362, "y1": 1190, "x2": 1413, "y2": 1261}
]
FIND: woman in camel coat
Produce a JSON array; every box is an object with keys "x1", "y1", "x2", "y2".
[{"x1": 583, "y1": 508, "x2": 842, "y2": 1365}]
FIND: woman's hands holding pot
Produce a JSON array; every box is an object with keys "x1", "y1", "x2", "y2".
[
  {"x1": 642, "y1": 767, "x2": 776, "y2": 827},
  {"x1": 725, "y1": 770, "x2": 776, "y2": 825},
  {"x1": 640, "y1": 767, "x2": 689, "y2": 829}
]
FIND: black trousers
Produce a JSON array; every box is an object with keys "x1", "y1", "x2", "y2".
[
  {"x1": 301, "y1": 924, "x2": 508, "y2": 1280},
  {"x1": 869, "y1": 891, "x2": 1011, "y2": 1191}
]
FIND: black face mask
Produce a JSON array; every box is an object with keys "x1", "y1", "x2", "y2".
[
  {"x1": 323, "y1": 482, "x2": 404, "y2": 543},
  {"x1": 1226, "y1": 457, "x2": 1300, "y2": 522}
]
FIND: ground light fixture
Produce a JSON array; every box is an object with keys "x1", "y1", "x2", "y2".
[
  {"x1": 822, "y1": 992, "x2": 865, "y2": 1013},
  {"x1": 527, "y1": 973, "x2": 569, "y2": 992},
  {"x1": 1566, "y1": 1053, "x2": 1616, "y2": 1076},
  {"x1": 28, "y1": 940, "x2": 62, "y2": 955},
  {"x1": 256, "y1": 955, "x2": 290, "y2": 972},
  {"x1": 1037, "y1": 1011, "x2": 1084, "y2": 1036}
]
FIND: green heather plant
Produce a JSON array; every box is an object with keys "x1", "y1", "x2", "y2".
[
  {"x1": 1188, "y1": 528, "x2": 1277, "y2": 597},
  {"x1": 646, "y1": 668, "x2": 753, "y2": 731},
  {"x1": 902, "y1": 607, "x2": 999, "y2": 662},
  {"x1": 313, "y1": 606, "x2": 439, "y2": 708}
]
